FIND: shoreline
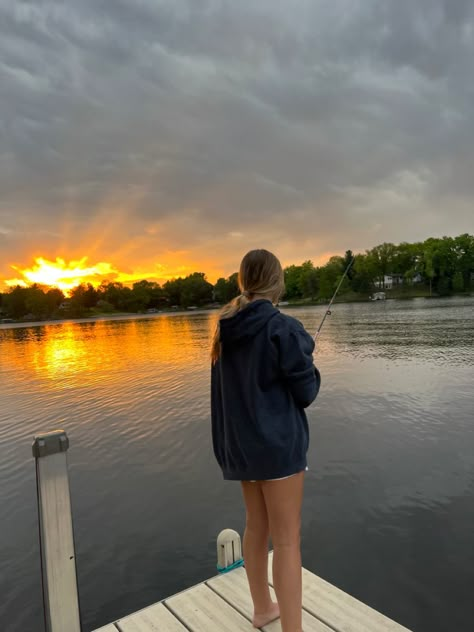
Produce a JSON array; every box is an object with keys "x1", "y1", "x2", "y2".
[
  {"x1": 1, "y1": 292, "x2": 472, "y2": 330},
  {"x1": 0, "y1": 308, "x2": 211, "y2": 330},
  {"x1": 284, "y1": 290, "x2": 472, "y2": 308}
]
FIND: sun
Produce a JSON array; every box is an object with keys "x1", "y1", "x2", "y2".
[
  {"x1": 3, "y1": 254, "x2": 222, "y2": 296},
  {"x1": 6, "y1": 257, "x2": 117, "y2": 296}
]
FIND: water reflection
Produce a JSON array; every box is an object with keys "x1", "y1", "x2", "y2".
[
  {"x1": 281, "y1": 297, "x2": 474, "y2": 366},
  {"x1": 0, "y1": 314, "x2": 219, "y2": 392},
  {"x1": 0, "y1": 297, "x2": 473, "y2": 632}
]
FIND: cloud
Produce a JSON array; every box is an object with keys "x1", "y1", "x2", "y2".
[{"x1": 0, "y1": 0, "x2": 473, "y2": 283}]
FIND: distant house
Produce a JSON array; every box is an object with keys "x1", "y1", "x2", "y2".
[
  {"x1": 412, "y1": 273, "x2": 423, "y2": 284},
  {"x1": 59, "y1": 301, "x2": 71, "y2": 310},
  {"x1": 375, "y1": 274, "x2": 404, "y2": 289},
  {"x1": 375, "y1": 275, "x2": 393, "y2": 289}
]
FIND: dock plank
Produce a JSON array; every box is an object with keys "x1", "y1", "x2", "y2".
[
  {"x1": 268, "y1": 553, "x2": 411, "y2": 632},
  {"x1": 116, "y1": 601, "x2": 188, "y2": 631},
  {"x1": 92, "y1": 554, "x2": 413, "y2": 632},
  {"x1": 166, "y1": 582, "x2": 255, "y2": 631},
  {"x1": 208, "y1": 567, "x2": 333, "y2": 632}
]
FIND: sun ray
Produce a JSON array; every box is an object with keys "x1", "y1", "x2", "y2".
[{"x1": 5, "y1": 257, "x2": 118, "y2": 296}]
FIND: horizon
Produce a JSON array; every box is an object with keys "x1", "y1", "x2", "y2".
[{"x1": 1, "y1": 231, "x2": 471, "y2": 296}]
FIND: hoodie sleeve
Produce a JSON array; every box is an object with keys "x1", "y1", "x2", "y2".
[{"x1": 276, "y1": 317, "x2": 321, "y2": 408}]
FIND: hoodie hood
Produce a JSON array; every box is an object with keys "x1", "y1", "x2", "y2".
[{"x1": 219, "y1": 299, "x2": 279, "y2": 345}]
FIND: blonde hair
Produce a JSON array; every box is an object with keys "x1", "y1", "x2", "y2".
[{"x1": 211, "y1": 249, "x2": 285, "y2": 364}]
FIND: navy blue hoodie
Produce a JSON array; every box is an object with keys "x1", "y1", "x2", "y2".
[{"x1": 211, "y1": 299, "x2": 321, "y2": 481}]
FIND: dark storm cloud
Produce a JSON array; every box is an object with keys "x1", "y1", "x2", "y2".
[{"x1": 0, "y1": 0, "x2": 473, "y2": 275}]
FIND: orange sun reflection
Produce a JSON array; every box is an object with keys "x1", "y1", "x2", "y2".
[{"x1": 2, "y1": 313, "x2": 215, "y2": 391}]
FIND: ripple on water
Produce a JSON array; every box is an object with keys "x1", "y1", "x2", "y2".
[{"x1": 0, "y1": 297, "x2": 473, "y2": 632}]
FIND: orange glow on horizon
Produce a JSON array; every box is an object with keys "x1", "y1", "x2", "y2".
[
  {"x1": 2, "y1": 255, "x2": 225, "y2": 295},
  {"x1": 1, "y1": 247, "x2": 335, "y2": 296},
  {"x1": 5, "y1": 257, "x2": 118, "y2": 296}
]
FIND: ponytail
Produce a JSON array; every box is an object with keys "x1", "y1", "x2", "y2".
[{"x1": 211, "y1": 293, "x2": 251, "y2": 364}]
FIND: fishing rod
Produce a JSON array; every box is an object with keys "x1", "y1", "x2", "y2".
[{"x1": 314, "y1": 256, "x2": 355, "y2": 340}]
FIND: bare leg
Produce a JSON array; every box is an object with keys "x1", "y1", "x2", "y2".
[
  {"x1": 241, "y1": 481, "x2": 280, "y2": 628},
  {"x1": 262, "y1": 472, "x2": 305, "y2": 632}
]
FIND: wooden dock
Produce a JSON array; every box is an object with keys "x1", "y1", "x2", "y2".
[
  {"x1": 93, "y1": 552, "x2": 412, "y2": 632},
  {"x1": 31, "y1": 432, "x2": 412, "y2": 632}
]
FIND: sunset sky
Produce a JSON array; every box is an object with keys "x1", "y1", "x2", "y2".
[{"x1": 1, "y1": 1, "x2": 473, "y2": 291}]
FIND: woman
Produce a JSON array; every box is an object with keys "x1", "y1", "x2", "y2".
[{"x1": 211, "y1": 249, "x2": 321, "y2": 632}]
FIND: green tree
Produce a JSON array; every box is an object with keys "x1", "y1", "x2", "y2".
[
  {"x1": 227, "y1": 272, "x2": 240, "y2": 301},
  {"x1": 392, "y1": 242, "x2": 422, "y2": 285},
  {"x1": 3, "y1": 286, "x2": 27, "y2": 319},
  {"x1": 351, "y1": 254, "x2": 374, "y2": 293},
  {"x1": 84, "y1": 283, "x2": 98, "y2": 308},
  {"x1": 283, "y1": 265, "x2": 302, "y2": 300},
  {"x1": 163, "y1": 277, "x2": 184, "y2": 306},
  {"x1": 68, "y1": 283, "x2": 98, "y2": 314},
  {"x1": 343, "y1": 250, "x2": 355, "y2": 280},
  {"x1": 437, "y1": 276, "x2": 451, "y2": 296},
  {"x1": 298, "y1": 261, "x2": 319, "y2": 300},
  {"x1": 422, "y1": 248, "x2": 435, "y2": 296},
  {"x1": 129, "y1": 280, "x2": 162, "y2": 311},
  {"x1": 214, "y1": 278, "x2": 227, "y2": 303},
  {"x1": 453, "y1": 233, "x2": 474, "y2": 290},
  {"x1": 121, "y1": 286, "x2": 138, "y2": 311},
  {"x1": 366, "y1": 243, "x2": 396, "y2": 288},
  {"x1": 149, "y1": 282, "x2": 167, "y2": 308},
  {"x1": 69, "y1": 284, "x2": 89, "y2": 316},
  {"x1": 214, "y1": 273, "x2": 239, "y2": 303},
  {"x1": 97, "y1": 281, "x2": 127, "y2": 310},
  {"x1": 96, "y1": 299, "x2": 114, "y2": 313},
  {"x1": 24, "y1": 284, "x2": 48, "y2": 319},
  {"x1": 180, "y1": 272, "x2": 213, "y2": 307},
  {"x1": 1, "y1": 285, "x2": 64, "y2": 319},
  {"x1": 45, "y1": 288, "x2": 65, "y2": 314},
  {"x1": 452, "y1": 270, "x2": 464, "y2": 292},
  {"x1": 319, "y1": 256, "x2": 345, "y2": 299},
  {"x1": 423, "y1": 237, "x2": 457, "y2": 294}
]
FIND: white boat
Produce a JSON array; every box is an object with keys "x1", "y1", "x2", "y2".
[{"x1": 370, "y1": 292, "x2": 386, "y2": 301}]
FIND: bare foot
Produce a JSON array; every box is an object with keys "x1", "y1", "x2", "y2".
[{"x1": 252, "y1": 602, "x2": 280, "y2": 628}]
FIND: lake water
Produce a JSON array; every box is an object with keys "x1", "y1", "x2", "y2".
[{"x1": 1, "y1": 297, "x2": 473, "y2": 632}]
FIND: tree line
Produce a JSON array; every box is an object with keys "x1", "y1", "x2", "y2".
[{"x1": 0, "y1": 234, "x2": 472, "y2": 321}]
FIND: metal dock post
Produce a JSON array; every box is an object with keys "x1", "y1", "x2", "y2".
[{"x1": 33, "y1": 430, "x2": 82, "y2": 632}]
